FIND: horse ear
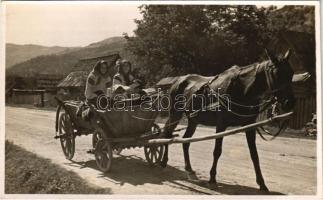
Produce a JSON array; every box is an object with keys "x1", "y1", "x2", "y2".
[
  {"x1": 284, "y1": 49, "x2": 292, "y2": 60},
  {"x1": 265, "y1": 48, "x2": 278, "y2": 64}
]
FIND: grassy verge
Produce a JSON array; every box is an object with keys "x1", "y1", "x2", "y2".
[{"x1": 5, "y1": 140, "x2": 111, "y2": 194}]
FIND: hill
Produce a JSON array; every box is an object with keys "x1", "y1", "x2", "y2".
[
  {"x1": 6, "y1": 43, "x2": 78, "y2": 69},
  {"x1": 6, "y1": 37, "x2": 127, "y2": 77}
]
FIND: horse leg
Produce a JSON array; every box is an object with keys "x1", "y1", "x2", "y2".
[
  {"x1": 160, "y1": 113, "x2": 182, "y2": 168},
  {"x1": 182, "y1": 120, "x2": 198, "y2": 180},
  {"x1": 209, "y1": 126, "x2": 225, "y2": 187},
  {"x1": 246, "y1": 129, "x2": 269, "y2": 191}
]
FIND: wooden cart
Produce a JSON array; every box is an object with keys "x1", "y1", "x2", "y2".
[
  {"x1": 55, "y1": 98, "x2": 164, "y2": 172},
  {"x1": 55, "y1": 97, "x2": 293, "y2": 173}
]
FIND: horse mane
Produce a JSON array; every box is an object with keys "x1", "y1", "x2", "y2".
[{"x1": 239, "y1": 60, "x2": 272, "y2": 70}]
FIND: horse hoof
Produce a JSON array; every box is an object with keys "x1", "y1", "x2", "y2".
[
  {"x1": 207, "y1": 181, "x2": 217, "y2": 190},
  {"x1": 260, "y1": 185, "x2": 269, "y2": 192},
  {"x1": 186, "y1": 171, "x2": 199, "y2": 181},
  {"x1": 160, "y1": 161, "x2": 167, "y2": 168}
]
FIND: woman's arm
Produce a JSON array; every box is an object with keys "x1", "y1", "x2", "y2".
[{"x1": 113, "y1": 74, "x2": 124, "y2": 86}]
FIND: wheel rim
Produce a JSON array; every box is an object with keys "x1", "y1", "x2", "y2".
[
  {"x1": 95, "y1": 140, "x2": 112, "y2": 172},
  {"x1": 144, "y1": 145, "x2": 164, "y2": 166},
  {"x1": 59, "y1": 113, "x2": 75, "y2": 160}
]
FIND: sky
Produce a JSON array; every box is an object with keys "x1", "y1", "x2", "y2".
[
  {"x1": 4, "y1": 3, "x2": 287, "y2": 47},
  {"x1": 5, "y1": 3, "x2": 142, "y2": 47}
]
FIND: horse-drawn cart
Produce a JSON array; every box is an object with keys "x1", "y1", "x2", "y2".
[
  {"x1": 55, "y1": 96, "x2": 293, "y2": 173},
  {"x1": 55, "y1": 97, "x2": 165, "y2": 172}
]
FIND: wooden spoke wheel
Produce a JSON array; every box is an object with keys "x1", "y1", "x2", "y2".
[
  {"x1": 95, "y1": 140, "x2": 113, "y2": 173},
  {"x1": 93, "y1": 131, "x2": 122, "y2": 155},
  {"x1": 144, "y1": 123, "x2": 163, "y2": 166},
  {"x1": 144, "y1": 144, "x2": 164, "y2": 167},
  {"x1": 58, "y1": 112, "x2": 75, "y2": 160}
]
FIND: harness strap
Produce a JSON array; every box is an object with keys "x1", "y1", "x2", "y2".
[
  {"x1": 264, "y1": 65, "x2": 275, "y2": 91},
  {"x1": 256, "y1": 120, "x2": 288, "y2": 141}
]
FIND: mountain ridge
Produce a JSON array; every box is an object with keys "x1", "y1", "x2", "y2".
[
  {"x1": 6, "y1": 43, "x2": 81, "y2": 69},
  {"x1": 6, "y1": 36, "x2": 127, "y2": 77}
]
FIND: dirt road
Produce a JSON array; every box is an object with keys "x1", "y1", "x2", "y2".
[{"x1": 5, "y1": 106, "x2": 317, "y2": 195}]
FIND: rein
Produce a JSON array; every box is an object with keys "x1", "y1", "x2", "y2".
[{"x1": 256, "y1": 120, "x2": 288, "y2": 141}]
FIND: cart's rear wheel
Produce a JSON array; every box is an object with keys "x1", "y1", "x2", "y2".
[
  {"x1": 95, "y1": 140, "x2": 113, "y2": 173},
  {"x1": 58, "y1": 112, "x2": 75, "y2": 160},
  {"x1": 144, "y1": 145, "x2": 164, "y2": 167}
]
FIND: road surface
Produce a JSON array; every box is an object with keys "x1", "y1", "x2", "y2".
[{"x1": 5, "y1": 106, "x2": 317, "y2": 195}]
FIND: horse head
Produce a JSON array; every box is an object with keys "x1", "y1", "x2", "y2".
[{"x1": 264, "y1": 48, "x2": 310, "y2": 112}]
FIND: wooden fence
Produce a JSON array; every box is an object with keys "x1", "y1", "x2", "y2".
[
  {"x1": 288, "y1": 95, "x2": 316, "y2": 129},
  {"x1": 9, "y1": 89, "x2": 58, "y2": 107}
]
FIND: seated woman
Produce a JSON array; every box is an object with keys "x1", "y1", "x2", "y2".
[
  {"x1": 84, "y1": 60, "x2": 112, "y2": 108},
  {"x1": 112, "y1": 59, "x2": 142, "y2": 97}
]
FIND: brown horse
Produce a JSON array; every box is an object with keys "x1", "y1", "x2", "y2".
[{"x1": 160, "y1": 49, "x2": 306, "y2": 191}]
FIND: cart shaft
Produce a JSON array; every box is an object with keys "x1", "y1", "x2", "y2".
[{"x1": 146, "y1": 112, "x2": 293, "y2": 145}]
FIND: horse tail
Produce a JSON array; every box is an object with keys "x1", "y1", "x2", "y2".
[
  {"x1": 168, "y1": 78, "x2": 189, "y2": 116},
  {"x1": 162, "y1": 79, "x2": 188, "y2": 138}
]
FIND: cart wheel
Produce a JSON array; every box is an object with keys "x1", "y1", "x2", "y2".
[
  {"x1": 144, "y1": 145, "x2": 164, "y2": 167},
  {"x1": 92, "y1": 131, "x2": 102, "y2": 148},
  {"x1": 95, "y1": 140, "x2": 113, "y2": 173},
  {"x1": 58, "y1": 112, "x2": 75, "y2": 160},
  {"x1": 93, "y1": 132, "x2": 122, "y2": 155}
]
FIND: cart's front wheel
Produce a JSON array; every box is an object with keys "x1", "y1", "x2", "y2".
[
  {"x1": 95, "y1": 140, "x2": 113, "y2": 173},
  {"x1": 144, "y1": 145, "x2": 164, "y2": 167},
  {"x1": 58, "y1": 112, "x2": 75, "y2": 160}
]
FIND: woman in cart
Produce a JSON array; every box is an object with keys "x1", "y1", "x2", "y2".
[
  {"x1": 84, "y1": 60, "x2": 113, "y2": 107},
  {"x1": 112, "y1": 59, "x2": 142, "y2": 97}
]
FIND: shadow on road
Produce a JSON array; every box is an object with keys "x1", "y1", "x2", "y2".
[{"x1": 66, "y1": 154, "x2": 284, "y2": 195}]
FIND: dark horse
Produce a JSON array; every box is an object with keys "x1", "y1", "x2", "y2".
[{"x1": 160, "y1": 49, "x2": 306, "y2": 191}]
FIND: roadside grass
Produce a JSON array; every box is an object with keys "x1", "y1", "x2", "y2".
[{"x1": 5, "y1": 140, "x2": 111, "y2": 194}]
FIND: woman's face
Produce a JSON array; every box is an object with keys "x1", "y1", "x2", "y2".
[
  {"x1": 100, "y1": 63, "x2": 108, "y2": 74},
  {"x1": 122, "y1": 63, "x2": 131, "y2": 74}
]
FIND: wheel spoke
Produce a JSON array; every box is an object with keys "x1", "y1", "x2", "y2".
[
  {"x1": 156, "y1": 147, "x2": 161, "y2": 154},
  {"x1": 153, "y1": 153, "x2": 158, "y2": 162},
  {"x1": 61, "y1": 119, "x2": 65, "y2": 128},
  {"x1": 150, "y1": 152, "x2": 154, "y2": 162},
  {"x1": 99, "y1": 157, "x2": 104, "y2": 167}
]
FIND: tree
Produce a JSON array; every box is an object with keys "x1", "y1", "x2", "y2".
[
  {"x1": 125, "y1": 5, "x2": 314, "y2": 85},
  {"x1": 267, "y1": 6, "x2": 315, "y2": 35}
]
